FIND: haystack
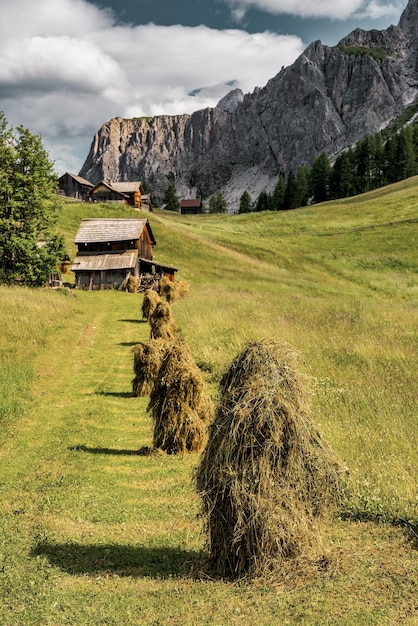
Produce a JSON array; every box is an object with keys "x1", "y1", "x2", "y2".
[
  {"x1": 159, "y1": 276, "x2": 190, "y2": 303},
  {"x1": 131, "y1": 338, "x2": 169, "y2": 397},
  {"x1": 196, "y1": 339, "x2": 344, "y2": 580},
  {"x1": 127, "y1": 275, "x2": 139, "y2": 293},
  {"x1": 141, "y1": 289, "x2": 161, "y2": 321},
  {"x1": 148, "y1": 341, "x2": 213, "y2": 454},
  {"x1": 149, "y1": 301, "x2": 177, "y2": 340}
]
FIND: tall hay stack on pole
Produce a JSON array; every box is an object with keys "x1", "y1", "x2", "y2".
[
  {"x1": 148, "y1": 342, "x2": 213, "y2": 454},
  {"x1": 149, "y1": 301, "x2": 177, "y2": 340},
  {"x1": 142, "y1": 289, "x2": 161, "y2": 321},
  {"x1": 132, "y1": 339, "x2": 170, "y2": 397},
  {"x1": 159, "y1": 276, "x2": 190, "y2": 303},
  {"x1": 196, "y1": 339, "x2": 344, "y2": 580}
]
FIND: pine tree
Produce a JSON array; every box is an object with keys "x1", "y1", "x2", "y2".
[
  {"x1": 283, "y1": 170, "x2": 298, "y2": 210},
  {"x1": 310, "y1": 152, "x2": 331, "y2": 203},
  {"x1": 209, "y1": 192, "x2": 228, "y2": 213},
  {"x1": 254, "y1": 190, "x2": 272, "y2": 212},
  {"x1": 331, "y1": 149, "x2": 355, "y2": 198},
  {"x1": 271, "y1": 173, "x2": 286, "y2": 210},
  {"x1": 0, "y1": 112, "x2": 65, "y2": 286},
  {"x1": 295, "y1": 166, "x2": 310, "y2": 207},
  {"x1": 239, "y1": 190, "x2": 253, "y2": 213},
  {"x1": 163, "y1": 173, "x2": 179, "y2": 211},
  {"x1": 395, "y1": 127, "x2": 416, "y2": 181}
]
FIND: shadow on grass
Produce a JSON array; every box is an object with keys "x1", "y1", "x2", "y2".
[
  {"x1": 32, "y1": 542, "x2": 203, "y2": 578},
  {"x1": 118, "y1": 319, "x2": 146, "y2": 324},
  {"x1": 70, "y1": 445, "x2": 141, "y2": 456},
  {"x1": 338, "y1": 509, "x2": 418, "y2": 549},
  {"x1": 94, "y1": 391, "x2": 134, "y2": 398}
]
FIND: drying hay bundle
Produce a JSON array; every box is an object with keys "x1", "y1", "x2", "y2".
[
  {"x1": 127, "y1": 275, "x2": 139, "y2": 293},
  {"x1": 148, "y1": 341, "x2": 213, "y2": 454},
  {"x1": 159, "y1": 276, "x2": 190, "y2": 303},
  {"x1": 141, "y1": 289, "x2": 161, "y2": 321},
  {"x1": 196, "y1": 339, "x2": 344, "y2": 580},
  {"x1": 149, "y1": 301, "x2": 177, "y2": 340},
  {"x1": 131, "y1": 338, "x2": 170, "y2": 397}
]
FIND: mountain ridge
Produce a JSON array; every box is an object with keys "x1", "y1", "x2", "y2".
[{"x1": 79, "y1": 0, "x2": 418, "y2": 208}]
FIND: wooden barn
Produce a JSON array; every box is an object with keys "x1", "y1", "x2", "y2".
[
  {"x1": 90, "y1": 181, "x2": 144, "y2": 207},
  {"x1": 58, "y1": 173, "x2": 94, "y2": 201},
  {"x1": 71, "y1": 218, "x2": 177, "y2": 290},
  {"x1": 180, "y1": 199, "x2": 203, "y2": 215}
]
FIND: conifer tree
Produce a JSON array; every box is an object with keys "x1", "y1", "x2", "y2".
[
  {"x1": 239, "y1": 190, "x2": 253, "y2": 213},
  {"x1": 0, "y1": 112, "x2": 65, "y2": 285},
  {"x1": 310, "y1": 152, "x2": 331, "y2": 203},
  {"x1": 271, "y1": 173, "x2": 286, "y2": 210}
]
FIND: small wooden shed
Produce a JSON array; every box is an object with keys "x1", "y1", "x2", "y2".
[{"x1": 180, "y1": 199, "x2": 203, "y2": 215}]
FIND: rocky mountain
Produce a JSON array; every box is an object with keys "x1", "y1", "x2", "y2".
[{"x1": 79, "y1": 0, "x2": 418, "y2": 208}]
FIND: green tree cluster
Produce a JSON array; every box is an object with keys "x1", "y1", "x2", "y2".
[
  {"x1": 0, "y1": 112, "x2": 65, "y2": 286},
  {"x1": 244, "y1": 120, "x2": 418, "y2": 213}
]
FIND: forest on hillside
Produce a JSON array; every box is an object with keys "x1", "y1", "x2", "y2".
[{"x1": 243, "y1": 112, "x2": 418, "y2": 213}]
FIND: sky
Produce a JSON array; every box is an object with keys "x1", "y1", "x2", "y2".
[{"x1": 0, "y1": 0, "x2": 407, "y2": 176}]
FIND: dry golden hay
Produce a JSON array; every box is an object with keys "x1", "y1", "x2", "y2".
[
  {"x1": 148, "y1": 341, "x2": 211, "y2": 454},
  {"x1": 141, "y1": 289, "x2": 161, "y2": 321},
  {"x1": 149, "y1": 301, "x2": 177, "y2": 340},
  {"x1": 195, "y1": 339, "x2": 345, "y2": 580},
  {"x1": 131, "y1": 338, "x2": 170, "y2": 397},
  {"x1": 159, "y1": 276, "x2": 190, "y2": 303},
  {"x1": 127, "y1": 275, "x2": 139, "y2": 293}
]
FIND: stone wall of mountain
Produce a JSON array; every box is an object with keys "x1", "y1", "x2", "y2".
[{"x1": 79, "y1": 0, "x2": 418, "y2": 208}]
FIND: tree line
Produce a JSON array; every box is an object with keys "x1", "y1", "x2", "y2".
[{"x1": 240, "y1": 121, "x2": 418, "y2": 213}]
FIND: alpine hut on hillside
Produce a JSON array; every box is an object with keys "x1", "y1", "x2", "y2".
[
  {"x1": 90, "y1": 181, "x2": 144, "y2": 207},
  {"x1": 58, "y1": 173, "x2": 94, "y2": 201},
  {"x1": 180, "y1": 199, "x2": 203, "y2": 215},
  {"x1": 71, "y1": 218, "x2": 177, "y2": 290}
]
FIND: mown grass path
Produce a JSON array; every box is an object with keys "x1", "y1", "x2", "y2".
[
  {"x1": 1, "y1": 289, "x2": 416, "y2": 626},
  {"x1": 1, "y1": 174, "x2": 418, "y2": 626}
]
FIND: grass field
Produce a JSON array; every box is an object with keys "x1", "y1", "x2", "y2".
[{"x1": 0, "y1": 178, "x2": 417, "y2": 624}]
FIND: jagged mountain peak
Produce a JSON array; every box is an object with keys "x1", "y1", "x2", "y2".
[
  {"x1": 399, "y1": 0, "x2": 418, "y2": 30},
  {"x1": 79, "y1": 1, "x2": 418, "y2": 209},
  {"x1": 216, "y1": 88, "x2": 244, "y2": 113}
]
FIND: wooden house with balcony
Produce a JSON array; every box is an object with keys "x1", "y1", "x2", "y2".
[{"x1": 71, "y1": 218, "x2": 177, "y2": 290}]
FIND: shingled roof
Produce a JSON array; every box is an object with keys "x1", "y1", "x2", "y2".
[
  {"x1": 59, "y1": 172, "x2": 94, "y2": 188},
  {"x1": 71, "y1": 250, "x2": 139, "y2": 272},
  {"x1": 74, "y1": 218, "x2": 156, "y2": 245}
]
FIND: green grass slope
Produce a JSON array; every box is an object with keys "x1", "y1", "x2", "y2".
[{"x1": 0, "y1": 179, "x2": 416, "y2": 625}]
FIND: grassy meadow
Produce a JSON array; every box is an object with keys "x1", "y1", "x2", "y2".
[{"x1": 0, "y1": 178, "x2": 417, "y2": 624}]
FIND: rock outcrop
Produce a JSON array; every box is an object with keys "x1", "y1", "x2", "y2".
[{"x1": 79, "y1": 0, "x2": 418, "y2": 208}]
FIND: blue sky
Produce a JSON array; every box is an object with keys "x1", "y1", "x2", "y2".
[
  {"x1": 0, "y1": 0, "x2": 406, "y2": 174},
  {"x1": 95, "y1": 0, "x2": 400, "y2": 44}
]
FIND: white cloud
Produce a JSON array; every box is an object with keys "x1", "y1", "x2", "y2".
[
  {"x1": 354, "y1": 1, "x2": 402, "y2": 19},
  {"x1": 223, "y1": 0, "x2": 402, "y2": 20},
  {"x1": 0, "y1": 0, "x2": 305, "y2": 174}
]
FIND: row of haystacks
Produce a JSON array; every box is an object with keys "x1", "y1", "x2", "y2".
[
  {"x1": 134, "y1": 283, "x2": 345, "y2": 582},
  {"x1": 133, "y1": 280, "x2": 212, "y2": 454},
  {"x1": 196, "y1": 339, "x2": 345, "y2": 580},
  {"x1": 141, "y1": 277, "x2": 190, "y2": 321}
]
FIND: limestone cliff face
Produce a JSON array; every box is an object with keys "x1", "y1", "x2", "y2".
[{"x1": 79, "y1": 0, "x2": 418, "y2": 207}]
